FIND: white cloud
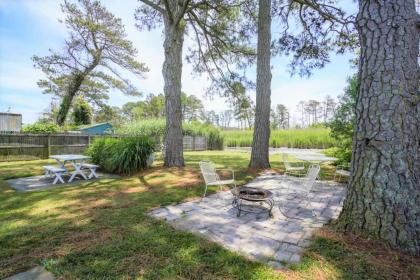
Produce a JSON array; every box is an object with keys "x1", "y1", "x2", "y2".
[{"x1": 0, "y1": 61, "x2": 43, "y2": 91}]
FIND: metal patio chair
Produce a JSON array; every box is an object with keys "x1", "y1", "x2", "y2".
[
  {"x1": 334, "y1": 163, "x2": 350, "y2": 182},
  {"x1": 280, "y1": 164, "x2": 321, "y2": 218},
  {"x1": 302, "y1": 164, "x2": 321, "y2": 193},
  {"x1": 282, "y1": 153, "x2": 306, "y2": 177},
  {"x1": 199, "y1": 161, "x2": 236, "y2": 197}
]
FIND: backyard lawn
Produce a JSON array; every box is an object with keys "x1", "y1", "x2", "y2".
[{"x1": 0, "y1": 151, "x2": 418, "y2": 279}]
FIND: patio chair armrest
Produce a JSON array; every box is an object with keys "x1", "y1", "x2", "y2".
[{"x1": 215, "y1": 169, "x2": 235, "y2": 180}]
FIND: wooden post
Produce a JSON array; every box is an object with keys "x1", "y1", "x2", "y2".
[{"x1": 47, "y1": 134, "x2": 51, "y2": 158}]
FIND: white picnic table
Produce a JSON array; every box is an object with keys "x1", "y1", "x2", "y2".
[
  {"x1": 49, "y1": 154, "x2": 91, "y2": 183},
  {"x1": 295, "y1": 154, "x2": 338, "y2": 162}
]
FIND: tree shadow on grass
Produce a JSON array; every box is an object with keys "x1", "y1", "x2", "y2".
[
  {"x1": 0, "y1": 174, "x2": 280, "y2": 279},
  {"x1": 290, "y1": 226, "x2": 420, "y2": 280},
  {"x1": 0, "y1": 152, "x2": 343, "y2": 279},
  {"x1": 42, "y1": 211, "x2": 280, "y2": 280}
]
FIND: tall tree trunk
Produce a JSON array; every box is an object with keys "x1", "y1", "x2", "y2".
[
  {"x1": 336, "y1": 0, "x2": 420, "y2": 255},
  {"x1": 249, "y1": 0, "x2": 272, "y2": 169},
  {"x1": 56, "y1": 72, "x2": 86, "y2": 126},
  {"x1": 163, "y1": 18, "x2": 185, "y2": 167},
  {"x1": 56, "y1": 58, "x2": 99, "y2": 126}
]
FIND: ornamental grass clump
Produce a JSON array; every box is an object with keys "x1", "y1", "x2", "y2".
[
  {"x1": 88, "y1": 136, "x2": 155, "y2": 175},
  {"x1": 119, "y1": 119, "x2": 224, "y2": 150}
]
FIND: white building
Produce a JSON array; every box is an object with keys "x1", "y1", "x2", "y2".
[{"x1": 0, "y1": 113, "x2": 22, "y2": 132}]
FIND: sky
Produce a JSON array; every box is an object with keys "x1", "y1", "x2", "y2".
[{"x1": 0, "y1": 0, "x2": 358, "y2": 125}]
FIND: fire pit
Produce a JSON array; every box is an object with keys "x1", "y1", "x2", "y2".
[{"x1": 231, "y1": 187, "x2": 274, "y2": 218}]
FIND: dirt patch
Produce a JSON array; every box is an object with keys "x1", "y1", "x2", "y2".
[{"x1": 55, "y1": 228, "x2": 115, "y2": 256}]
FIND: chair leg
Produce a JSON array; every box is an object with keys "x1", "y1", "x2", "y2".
[{"x1": 203, "y1": 184, "x2": 208, "y2": 198}]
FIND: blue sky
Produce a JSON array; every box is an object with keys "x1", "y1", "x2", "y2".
[{"x1": 0, "y1": 0, "x2": 358, "y2": 124}]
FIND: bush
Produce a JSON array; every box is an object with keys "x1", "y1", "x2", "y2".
[
  {"x1": 323, "y1": 147, "x2": 352, "y2": 165},
  {"x1": 22, "y1": 122, "x2": 59, "y2": 133},
  {"x1": 87, "y1": 136, "x2": 155, "y2": 175},
  {"x1": 118, "y1": 119, "x2": 224, "y2": 150},
  {"x1": 328, "y1": 75, "x2": 358, "y2": 161}
]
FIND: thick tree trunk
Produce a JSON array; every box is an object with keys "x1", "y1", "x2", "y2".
[
  {"x1": 336, "y1": 0, "x2": 420, "y2": 255},
  {"x1": 56, "y1": 58, "x2": 99, "y2": 126},
  {"x1": 56, "y1": 72, "x2": 86, "y2": 126},
  {"x1": 250, "y1": 0, "x2": 272, "y2": 169},
  {"x1": 163, "y1": 18, "x2": 185, "y2": 167}
]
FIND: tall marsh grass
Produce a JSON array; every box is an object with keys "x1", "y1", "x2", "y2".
[
  {"x1": 222, "y1": 128, "x2": 337, "y2": 149},
  {"x1": 118, "y1": 119, "x2": 224, "y2": 150}
]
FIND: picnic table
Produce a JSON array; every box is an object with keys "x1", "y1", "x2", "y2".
[
  {"x1": 294, "y1": 154, "x2": 338, "y2": 162},
  {"x1": 49, "y1": 154, "x2": 91, "y2": 183}
]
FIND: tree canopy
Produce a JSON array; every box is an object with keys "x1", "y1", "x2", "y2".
[
  {"x1": 33, "y1": 0, "x2": 148, "y2": 125},
  {"x1": 121, "y1": 92, "x2": 205, "y2": 122}
]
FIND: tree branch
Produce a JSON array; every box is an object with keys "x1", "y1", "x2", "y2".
[
  {"x1": 174, "y1": 0, "x2": 190, "y2": 26},
  {"x1": 162, "y1": 0, "x2": 174, "y2": 22},
  {"x1": 139, "y1": 0, "x2": 165, "y2": 14}
]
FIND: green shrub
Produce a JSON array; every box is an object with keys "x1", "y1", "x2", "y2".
[
  {"x1": 87, "y1": 136, "x2": 155, "y2": 175},
  {"x1": 118, "y1": 119, "x2": 224, "y2": 150},
  {"x1": 119, "y1": 119, "x2": 166, "y2": 137},
  {"x1": 323, "y1": 147, "x2": 352, "y2": 165},
  {"x1": 22, "y1": 122, "x2": 59, "y2": 133}
]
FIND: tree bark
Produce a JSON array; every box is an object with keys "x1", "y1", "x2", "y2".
[
  {"x1": 56, "y1": 72, "x2": 86, "y2": 126},
  {"x1": 56, "y1": 58, "x2": 99, "y2": 126},
  {"x1": 336, "y1": 0, "x2": 420, "y2": 255},
  {"x1": 250, "y1": 0, "x2": 272, "y2": 169},
  {"x1": 163, "y1": 17, "x2": 185, "y2": 167}
]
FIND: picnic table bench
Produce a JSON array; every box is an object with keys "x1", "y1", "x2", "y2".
[
  {"x1": 43, "y1": 165, "x2": 67, "y2": 184},
  {"x1": 44, "y1": 154, "x2": 99, "y2": 184},
  {"x1": 81, "y1": 163, "x2": 99, "y2": 179}
]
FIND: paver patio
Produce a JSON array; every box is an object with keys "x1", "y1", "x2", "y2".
[
  {"x1": 6, "y1": 173, "x2": 116, "y2": 192},
  {"x1": 149, "y1": 174, "x2": 346, "y2": 268}
]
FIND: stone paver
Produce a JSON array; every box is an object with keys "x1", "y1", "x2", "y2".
[
  {"x1": 148, "y1": 174, "x2": 346, "y2": 268},
  {"x1": 4, "y1": 266, "x2": 55, "y2": 280},
  {"x1": 6, "y1": 173, "x2": 115, "y2": 192}
]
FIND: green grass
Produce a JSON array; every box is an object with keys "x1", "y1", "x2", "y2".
[
  {"x1": 119, "y1": 119, "x2": 224, "y2": 150},
  {"x1": 222, "y1": 128, "x2": 337, "y2": 149},
  {"x1": 0, "y1": 151, "x2": 418, "y2": 279}
]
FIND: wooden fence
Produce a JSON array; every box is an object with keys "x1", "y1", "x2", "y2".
[{"x1": 0, "y1": 133, "x2": 207, "y2": 162}]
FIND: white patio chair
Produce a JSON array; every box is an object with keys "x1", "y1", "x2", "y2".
[
  {"x1": 334, "y1": 163, "x2": 350, "y2": 182},
  {"x1": 299, "y1": 164, "x2": 322, "y2": 216},
  {"x1": 302, "y1": 164, "x2": 321, "y2": 193},
  {"x1": 280, "y1": 164, "x2": 321, "y2": 218},
  {"x1": 282, "y1": 153, "x2": 305, "y2": 177},
  {"x1": 199, "y1": 161, "x2": 236, "y2": 197}
]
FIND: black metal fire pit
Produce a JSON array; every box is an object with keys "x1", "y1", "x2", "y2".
[{"x1": 231, "y1": 187, "x2": 274, "y2": 218}]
